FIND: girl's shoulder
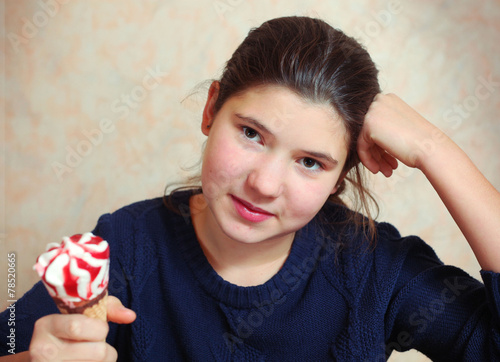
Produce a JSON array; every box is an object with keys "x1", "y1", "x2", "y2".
[
  {"x1": 316, "y1": 201, "x2": 441, "y2": 267},
  {"x1": 91, "y1": 192, "x2": 194, "y2": 277},
  {"x1": 94, "y1": 189, "x2": 196, "y2": 238},
  {"x1": 315, "y1": 202, "x2": 443, "y2": 297}
]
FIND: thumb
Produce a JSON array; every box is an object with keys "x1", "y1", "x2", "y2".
[{"x1": 107, "y1": 295, "x2": 136, "y2": 324}]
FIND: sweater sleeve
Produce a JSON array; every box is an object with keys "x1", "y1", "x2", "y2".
[{"x1": 383, "y1": 232, "x2": 500, "y2": 360}]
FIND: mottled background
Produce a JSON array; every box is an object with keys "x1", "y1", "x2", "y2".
[{"x1": 2, "y1": 0, "x2": 500, "y2": 360}]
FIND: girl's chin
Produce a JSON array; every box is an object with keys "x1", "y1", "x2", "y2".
[{"x1": 220, "y1": 220, "x2": 296, "y2": 246}]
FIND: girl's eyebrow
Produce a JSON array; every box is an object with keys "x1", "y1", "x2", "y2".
[
  {"x1": 235, "y1": 113, "x2": 272, "y2": 135},
  {"x1": 235, "y1": 113, "x2": 339, "y2": 167},
  {"x1": 303, "y1": 150, "x2": 338, "y2": 166}
]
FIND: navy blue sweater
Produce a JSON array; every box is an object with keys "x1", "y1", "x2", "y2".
[{"x1": 2, "y1": 191, "x2": 500, "y2": 360}]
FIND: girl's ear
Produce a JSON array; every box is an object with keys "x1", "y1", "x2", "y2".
[
  {"x1": 202, "y1": 81, "x2": 220, "y2": 135},
  {"x1": 331, "y1": 171, "x2": 348, "y2": 194}
]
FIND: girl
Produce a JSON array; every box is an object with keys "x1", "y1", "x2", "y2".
[{"x1": 1, "y1": 16, "x2": 500, "y2": 361}]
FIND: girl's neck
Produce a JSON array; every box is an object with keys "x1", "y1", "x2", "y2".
[{"x1": 190, "y1": 194, "x2": 293, "y2": 287}]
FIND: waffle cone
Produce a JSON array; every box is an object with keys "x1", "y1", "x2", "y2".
[{"x1": 54, "y1": 289, "x2": 108, "y2": 322}]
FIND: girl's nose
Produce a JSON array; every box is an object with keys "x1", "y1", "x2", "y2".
[{"x1": 246, "y1": 157, "x2": 286, "y2": 198}]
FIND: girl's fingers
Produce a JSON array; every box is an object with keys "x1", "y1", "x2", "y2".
[
  {"x1": 357, "y1": 137, "x2": 379, "y2": 174},
  {"x1": 379, "y1": 159, "x2": 394, "y2": 178},
  {"x1": 35, "y1": 314, "x2": 108, "y2": 342},
  {"x1": 382, "y1": 151, "x2": 398, "y2": 170},
  {"x1": 357, "y1": 140, "x2": 398, "y2": 177},
  {"x1": 61, "y1": 340, "x2": 118, "y2": 361},
  {"x1": 30, "y1": 314, "x2": 116, "y2": 362},
  {"x1": 379, "y1": 151, "x2": 398, "y2": 177},
  {"x1": 107, "y1": 296, "x2": 136, "y2": 324},
  {"x1": 31, "y1": 340, "x2": 117, "y2": 362},
  {"x1": 359, "y1": 151, "x2": 379, "y2": 174}
]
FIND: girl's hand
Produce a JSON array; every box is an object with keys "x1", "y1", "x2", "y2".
[
  {"x1": 357, "y1": 93, "x2": 448, "y2": 177},
  {"x1": 29, "y1": 296, "x2": 136, "y2": 362},
  {"x1": 359, "y1": 93, "x2": 500, "y2": 272}
]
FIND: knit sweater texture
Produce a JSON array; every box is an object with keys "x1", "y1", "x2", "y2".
[{"x1": 1, "y1": 190, "x2": 500, "y2": 361}]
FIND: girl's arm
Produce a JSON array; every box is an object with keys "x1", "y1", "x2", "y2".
[{"x1": 358, "y1": 93, "x2": 500, "y2": 272}]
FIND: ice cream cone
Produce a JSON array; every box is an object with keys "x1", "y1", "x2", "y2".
[
  {"x1": 34, "y1": 232, "x2": 110, "y2": 322},
  {"x1": 54, "y1": 289, "x2": 108, "y2": 322}
]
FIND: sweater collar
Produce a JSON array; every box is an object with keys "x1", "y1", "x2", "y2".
[{"x1": 170, "y1": 190, "x2": 329, "y2": 308}]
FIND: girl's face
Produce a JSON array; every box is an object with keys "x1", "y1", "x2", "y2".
[{"x1": 199, "y1": 84, "x2": 349, "y2": 246}]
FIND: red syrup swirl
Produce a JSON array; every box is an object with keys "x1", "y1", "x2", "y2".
[{"x1": 37, "y1": 233, "x2": 109, "y2": 300}]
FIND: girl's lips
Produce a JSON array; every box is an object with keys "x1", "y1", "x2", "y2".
[{"x1": 231, "y1": 195, "x2": 274, "y2": 222}]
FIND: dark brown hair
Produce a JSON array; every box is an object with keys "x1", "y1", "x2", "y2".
[{"x1": 167, "y1": 16, "x2": 380, "y2": 242}]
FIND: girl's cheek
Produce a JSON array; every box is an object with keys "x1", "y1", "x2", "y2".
[
  {"x1": 218, "y1": 139, "x2": 252, "y2": 175},
  {"x1": 203, "y1": 144, "x2": 246, "y2": 194},
  {"x1": 292, "y1": 183, "x2": 332, "y2": 213}
]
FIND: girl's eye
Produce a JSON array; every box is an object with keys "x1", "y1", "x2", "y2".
[
  {"x1": 300, "y1": 157, "x2": 322, "y2": 171},
  {"x1": 242, "y1": 126, "x2": 262, "y2": 142}
]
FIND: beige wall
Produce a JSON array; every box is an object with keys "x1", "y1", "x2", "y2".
[{"x1": 2, "y1": 1, "x2": 500, "y2": 360}]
